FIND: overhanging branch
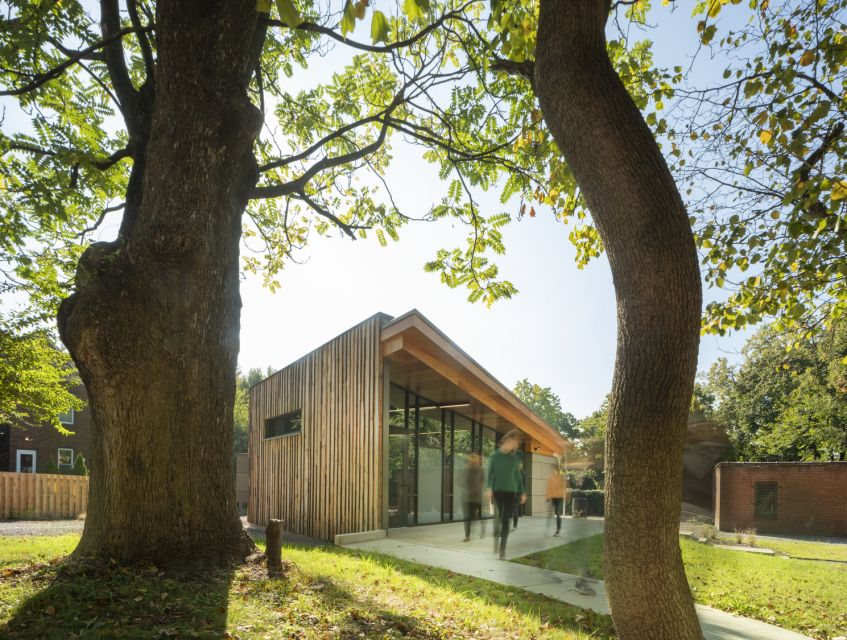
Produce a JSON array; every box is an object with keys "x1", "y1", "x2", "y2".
[
  {"x1": 265, "y1": 2, "x2": 474, "y2": 54},
  {"x1": 250, "y1": 116, "x2": 391, "y2": 200},
  {"x1": 291, "y1": 192, "x2": 364, "y2": 239},
  {"x1": 4, "y1": 142, "x2": 132, "y2": 170},
  {"x1": 0, "y1": 27, "x2": 150, "y2": 97},
  {"x1": 491, "y1": 57, "x2": 535, "y2": 90}
]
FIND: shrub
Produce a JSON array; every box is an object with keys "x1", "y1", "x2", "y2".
[
  {"x1": 694, "y1": 523, "x2": 718, "y2": 540},
  {"x1": 566, "y1": 489, "x2": 604, "y2": 516},
  {"x1": 72, "y1": 453, "x2": 89, "y2": 476},
  {"x1": 44, "y1": 457, "x2": 60, "y2": 474}
]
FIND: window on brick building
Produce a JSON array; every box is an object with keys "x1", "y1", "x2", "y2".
[
  {"x1": 754, "y1": 482, "x2": 777, "y2": 518},
  {"x1": 58, "y1": 409, "x2": 75, "y2": 425},
  {"x1": 58, "y1": 448, "x2": 74, "y2": 471}
]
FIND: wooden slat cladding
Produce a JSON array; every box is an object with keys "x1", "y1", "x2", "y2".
[{"x1": 248, "y1": 315, "x2": 384, "y2": 540}]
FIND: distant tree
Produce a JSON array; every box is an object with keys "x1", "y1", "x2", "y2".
[
  {"x1": 690, "y1": 382, "x2": 715, "y2": 416},
  {"x1": 576, "y1": 396, "x2": 609, "y2": 473},
  {"x1": 578, "y1": 396, "x2": 609, "y2": 442},
  {"x1": 72, "y1": 453, "x2": 89, "y2": 476},
  {"x1": 233, "y1": 367, "x2": 274, "y2": 455},
  {"x1": 513, "y1": 378, "x2": 578, "y2": 439},
  {"x1": 705, "y1": 318, "x2": 847, "y2": 461}
]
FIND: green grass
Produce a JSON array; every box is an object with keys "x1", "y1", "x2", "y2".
[
  {"x1": 759, "y1": 538, "x2": 847, "y2": 562},
  {"x1": 0, "y1": 534, "x2": 615, "y2": 639},
  {"x1": 516, "y1": 534, "x2": 847, "y2": 640}
]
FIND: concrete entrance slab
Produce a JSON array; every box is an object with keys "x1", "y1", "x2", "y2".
[
  {"x1": 386, "y1": 514, "x2": 604, "y2": 560},
  {"x1": 345, "y1": 516, "x2": 811, "y2": 640}
]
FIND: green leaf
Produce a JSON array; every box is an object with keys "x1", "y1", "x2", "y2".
[
  {"x1": 275, "y1": 0, "x2": 302, "y2": 27},
  {"x1": 256, "y1": 0, "x2": 272, "y2": 12},
  {"x1": 370, "y1": 10, "x2": 390, "y2": 44},
  {"x1": 403, "y1": 0, "x2": 425, "y2": 22},
  {"x1": 341, "y1": 0, "x2": 356, "y2": 36}
]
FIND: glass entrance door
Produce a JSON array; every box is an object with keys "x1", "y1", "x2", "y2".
[{"x1": 387, "y1": 382, "x2": 504, "y2": 527}]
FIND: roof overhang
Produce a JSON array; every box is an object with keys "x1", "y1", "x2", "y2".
[{"x1": 381, "y1": 310, "x2": 569, "y2": 456}]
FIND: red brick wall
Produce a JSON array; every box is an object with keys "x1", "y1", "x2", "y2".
[
  {"x1": 6, "y1": 386, "x2": 92, "y2": 474},
  {"x1": 715, "y1": 462, "x2": 847, "y2": 537}
]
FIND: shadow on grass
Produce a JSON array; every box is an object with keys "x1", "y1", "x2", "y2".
[
  {"x1": 2, "y1": 539, "x2": 614, "y2": 639},
  {"x1": 297, "y1": 572, "x2": 455, "y2": 639},
  {"x1": 1, "y1": 558, "x2": 235, "y2": 639},
  {"x1": 293, "y1": 543, "x2": 616, "y2": 639}
]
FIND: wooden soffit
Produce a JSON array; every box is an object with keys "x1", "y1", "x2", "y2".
[{"x1": 380, "y1": 311, "x2": 568, "y2": 455}]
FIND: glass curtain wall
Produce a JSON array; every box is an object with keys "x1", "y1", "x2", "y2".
[
  {"x1": 388, "y1": 385, "x2": 415, "y2": 528},
  {"x1": 417, "y1": 400, "x2": 443, "y2": 524},
  {"x1": 387, "y1": 383, "x2": 504, "y2": 527}
]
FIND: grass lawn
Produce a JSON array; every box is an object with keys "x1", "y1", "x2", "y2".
[
  {"x1": 757, "y1": 538, "x2": 847, "y2": 562},
  {"x1": 515, "y1": 534, "x2": 847, "y2": 640},
  {"x1": 0, "y1": 534, "x2": 615, "y2": 639}
]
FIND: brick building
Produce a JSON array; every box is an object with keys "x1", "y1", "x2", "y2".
[
  {"x1": 0, "y1": 386, "x2": 92, "y2": 474},
  {"x1": 715, "y1": 462, "x2": 847, "y2": 537}
]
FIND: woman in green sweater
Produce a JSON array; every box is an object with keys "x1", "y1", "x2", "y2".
[{"x1": 485, "y1": 430, "x2": 526, "y2": 559}]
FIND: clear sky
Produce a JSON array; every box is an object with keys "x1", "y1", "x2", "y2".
[{"x1": 235, "y1": 4, "x2": 753, "y2": 419}]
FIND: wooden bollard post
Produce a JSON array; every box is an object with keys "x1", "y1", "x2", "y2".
[{"x1": 266, "y1": 519, "x2": 284, "y2": 576}]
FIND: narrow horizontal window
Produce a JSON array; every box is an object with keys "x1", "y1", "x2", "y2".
[{"x1": 265, "y1": 409, "x2": 302, "y2": 439}]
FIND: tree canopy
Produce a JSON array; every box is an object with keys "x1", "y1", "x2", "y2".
[
  {"x1": 513, "y1": 377, "x2": 578, "y2": 439},
  {"x1": 0, "y1": 0, "x2": 680, "y2": 314},
  {"x1": 0, "y1": 316, "x2": 82, "y2": 431},
  {"x1": 702, "y1": 316, "x2": 847, "y2": 461},
  {"x1": 678, "y1": 0, "x2": 847, "y2": 337}
]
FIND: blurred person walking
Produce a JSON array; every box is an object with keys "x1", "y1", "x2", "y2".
[
  {"x1": 461, "y1": 453, "x2": 485, "y2": 541},
  {"x1": 486, "y1": 430, "x2": 526, "y2": 560},
  {"x1": 546, "y1": 464, "x2": 567, "y2": 536}
]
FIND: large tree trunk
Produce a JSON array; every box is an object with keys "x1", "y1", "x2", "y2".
[
  {"x1": 58, "y1": 1, "x2": 263, "y2": 566},
  {"x1": 534, "y1": 1, "x2": 703, "y2": 638}
]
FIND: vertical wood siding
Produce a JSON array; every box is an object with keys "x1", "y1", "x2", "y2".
[{"x1": 248, "y1": 316, "x2": 384, "y2": 540}]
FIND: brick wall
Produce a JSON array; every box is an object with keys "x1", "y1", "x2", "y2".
[
  {"x1": 715, "y1": 462, "x2": 847, "y2": 536},
  {"x1": 5, "y1": 386, "x2": 92, "y2": 474}
]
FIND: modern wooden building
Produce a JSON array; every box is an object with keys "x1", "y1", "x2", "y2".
[{"x1": 248, "y1": 311, "x2": 568, "y2": 542}]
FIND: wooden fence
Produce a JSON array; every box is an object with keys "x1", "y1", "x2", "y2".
[{"x1": 0, "y1": 472, "x2": 88, "y2": 520}]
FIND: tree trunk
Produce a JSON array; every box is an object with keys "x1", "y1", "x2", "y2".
[
  {"x1": 58, "y1": 1, "x2": 263, "y2": 567},
  {"x1": 534, "y1": 2, "x2": 703, "y2": 638}
]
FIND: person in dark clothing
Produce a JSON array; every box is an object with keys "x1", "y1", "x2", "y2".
[
  {"x1": 461, "y1": 453, "x2": 485, "y2": 541},
  {"x1": 485, "y1": 430, "x2": 526, "y2": 560},
  {"x1": 511, "y1": 461, "x2": 525, "y2": 530}
]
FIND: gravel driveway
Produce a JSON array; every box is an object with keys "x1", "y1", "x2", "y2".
[
  {"x1": 1, "y1": 517, "x2": 326, "y2": 546},
  {"x1": 0, "y1": 519, "x2": 85, "y2": 537}
]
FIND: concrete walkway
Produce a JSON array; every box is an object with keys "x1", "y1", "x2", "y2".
[{"x1": 345, "y1": 517, "x2": 811, "y2": 640}]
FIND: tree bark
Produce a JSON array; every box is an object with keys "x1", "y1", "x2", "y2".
[
  {"x1": 534, "y1": 2, "x2": 703, "y2": 638},
  {"x1": 58, "y1": 1, "x2": 263, "y2": 566}
]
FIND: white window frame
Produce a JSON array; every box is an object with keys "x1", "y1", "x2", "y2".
[
  {"x1": 57, "y1": 447, "x2": 74, "y2": 468},
  {"x1": 16, "y1": 449, "x2": 37, "y2": 474},
  {"x1": 58, "y1": 409, "x2": 75, "y2": 425}
]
